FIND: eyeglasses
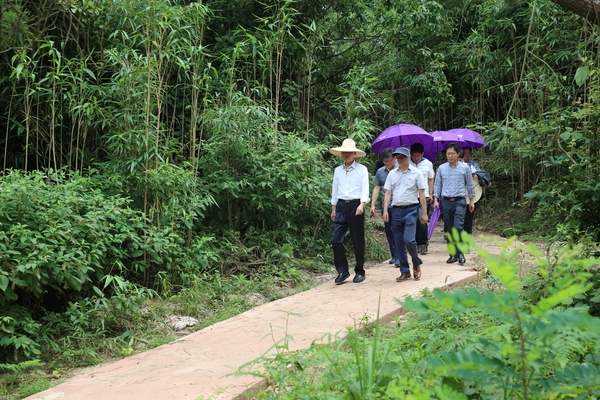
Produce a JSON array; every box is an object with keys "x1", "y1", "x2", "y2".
[{"x1": 446, "y1": 151, "x2": 458, "y2": 155}]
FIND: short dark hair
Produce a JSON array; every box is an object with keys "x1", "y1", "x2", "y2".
[
  {"x1": 380, "y1": 147, "x2": 394, "y2": 158},
  {"x1": 445, "y1": 142, "x2": 462, "y2": 155},
  {"x1": 410, "y1": 142, "x2": 424, "y2": 154}
]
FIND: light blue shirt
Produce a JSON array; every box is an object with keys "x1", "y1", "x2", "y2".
[
  {"x1": 383, "y1": 165, "x2": 426, "y2": 206},
  {"x1": 434, "y1": 161, "x2": 476, "y2": 199},
  {"x1": 373, "y1": 166, "x2": 393, "y2": 205},
  {"x1": 466, "y1": 159, "x2": 481, "y2": 171},
  {"x1": 331, "y1": 161, "x2": 370, "y2": 205}
]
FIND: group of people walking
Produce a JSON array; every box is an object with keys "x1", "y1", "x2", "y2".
[{"x1": 329, "y1": 138, "x2": 490, "y2": 285}]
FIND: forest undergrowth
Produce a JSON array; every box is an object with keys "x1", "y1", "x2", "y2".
[
  {"x1": 3, "y1": 183, "x2": 600, "y2": 400},
  {"x1": 0, "y1": 194, "x2": 513, "y2": 399},
  {"x1": 241, "y1": 213, "x2": 600, "y2": 399},
  {"x1": 0, "y1": 257, "x2": 334, "y2": 399}
]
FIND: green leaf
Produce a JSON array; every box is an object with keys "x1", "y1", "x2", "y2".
[
  {"x1": 0, "y1": 275, "x2": 8, "y2": 292},
  {"x1": 131, "y1": 250, "x2": 144, "y2": 257},
  {"x1": 575, "y1": 66, "x2": 590, "y2": 87}
]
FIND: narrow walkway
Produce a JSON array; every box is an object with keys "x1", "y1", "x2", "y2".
[{"x1": 26, "y1": 228, "x2": 509, "y2": 400}]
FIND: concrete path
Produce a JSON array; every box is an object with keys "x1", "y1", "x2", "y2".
[{"x1": 26, "y1": 225, "x2": 510, "y2": 400}]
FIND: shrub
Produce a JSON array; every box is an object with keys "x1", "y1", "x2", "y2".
[
  {"x1": 0, "y1": 169, "x2": 216, "y2": 361},
  {"x1": 247, "y1": 239, "x2": 600, "y2": 398}
]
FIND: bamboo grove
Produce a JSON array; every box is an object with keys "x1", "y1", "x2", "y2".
[{"x1": 2, "y1": 0, "x2": 600, "y2": 362}]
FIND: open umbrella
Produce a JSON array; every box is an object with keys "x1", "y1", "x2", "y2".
[
  {"x1": 429, "y1": 130, "x2": 467, "y2": 154},
  {"x1": 371, "y1": 124, "x2": 434, "y2": 159},
  {"x1": 446, "y1": 128, "x2": 486, "y2": 149}
]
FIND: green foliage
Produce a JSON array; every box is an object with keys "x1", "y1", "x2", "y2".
[
  {"x1": 199, "y1": 100, "x2": 331, "y2": 251},
  {"x1": 3, "y1": 0, "x2": 600, "y2": 394},
  {"x1": 0, "y1": 359, "x2": 47, "y2": 400},
  {"x1": 0, "y1": 169, "x2": 145, "y2": 307},
  {"x1": 0, "y1": 308, "x2": 41, "y2": 361},
  {"x1": 0, "y1": 169, "x2": 218, "y2": 361},
  {"x1": 333, "y1": 66, "x2": 386, "y2": 145},
  {"x1": 522, "y1": 242, "x2": 600, "y2": 316},
  {"x1": 248, "y1": 240, "x2": 600, "y2": 399}
]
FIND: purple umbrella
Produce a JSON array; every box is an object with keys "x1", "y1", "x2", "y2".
[
  {"x1": 446, "y1": 128, "x2": 486, "y2": 149},
  {"x1": 427, "y1": 207, "x2": 441, "y2": 241},
  {"x1": 429, "y1": 130, "x2": 467, "y2": 154},
  {"x1": 371, "y1": 124, "x2": 434, "y2": 159}
]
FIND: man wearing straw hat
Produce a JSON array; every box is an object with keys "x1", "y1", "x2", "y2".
[{"x1": 329, "y1": 139, "x2": 370, "y2": 284}]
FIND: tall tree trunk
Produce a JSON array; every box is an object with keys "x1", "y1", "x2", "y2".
[{"x1": 550, "y1": 0, "x2": 600, "y2": 25}]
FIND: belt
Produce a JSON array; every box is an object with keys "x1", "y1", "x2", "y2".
[
  {"x1": 338, "y1": 199, "x2": 360, "y2": 204},
  {"x1": 443, "y1": 196, "x2": 463, "y2": 202},
  {"x1": 392, "y1": 203, "x2": 419, "y2": 209}
]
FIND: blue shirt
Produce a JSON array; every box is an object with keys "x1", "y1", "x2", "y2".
[
  {"x1": 373, "y1": 166, "x2": 393, "y2": 204},
  {"x1": 383, "y1": 165, "x2": 426, "y2": 206},
  {"x1": 466, "y1": 159, "x2": 481, "y2": 171},
  {"x1": 434, "y1": 161, "x2": 476, "y2": 199}
]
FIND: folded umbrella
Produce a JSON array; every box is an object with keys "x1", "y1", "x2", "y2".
[{"x1": 427, "y1": 206, "x2": 442, "y2": 241}]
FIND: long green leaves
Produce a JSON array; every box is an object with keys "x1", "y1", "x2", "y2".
[{"x1": 248, "y1": 240, "x2": 600, "y2": 399}]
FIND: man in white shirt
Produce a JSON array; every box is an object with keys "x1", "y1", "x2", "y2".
[
  {"x1": 329, "y1": 139, "x2": 370, "y2": 284},
  {"x1": 383, "y1": 147, "x2": 428, "y2": 282},
  {"x1": 409, "y1": 142, "x2": 435, "y2": 255}
]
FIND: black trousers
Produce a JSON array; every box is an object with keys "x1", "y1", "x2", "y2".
[
  {"x1": 416, "y1": 198, "x2": 430, "y2": 246},
  {"x1": 332, "y1": 201, "x2": 365, "y2": 275},
  {"x1": 463, "y1": 200, "x2": 480, "y2": 235}
]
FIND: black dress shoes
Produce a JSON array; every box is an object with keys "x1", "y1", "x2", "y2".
[
  {"x1": 335, "y1": 272, "x2": 350, "y2": 284},
  {"x1": 458, "y1": 254, "x2": 466, "y2": 265},
  {"x1": 353, "y1": 274, "x2": 365, "y2": 283},
  {"x1": 446, "y1": 255, "x2": 458, "y2": 264}
]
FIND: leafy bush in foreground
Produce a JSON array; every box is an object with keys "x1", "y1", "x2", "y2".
[
  {"x1": 0, "y1": 169, "x2": 215, "y2": 361},
  {"x1": 246, "y1": 239, "x2": 600, "y2": 399}
]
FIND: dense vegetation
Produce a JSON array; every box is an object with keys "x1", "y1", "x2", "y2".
[
  {"x1": 1, "y1": 0, "x2": 600, "y2": 397},
  {"x1": 247, "y1": 240, "x2": 600, "y2": 399}
]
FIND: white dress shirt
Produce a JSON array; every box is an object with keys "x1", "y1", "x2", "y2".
[{"x1": 331, "y1": 161, "x2": 370, "y2": 205}]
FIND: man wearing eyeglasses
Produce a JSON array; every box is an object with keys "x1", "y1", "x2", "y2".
[{"x1": 433, "y1": 143, "x2": 476, "y2": 265}]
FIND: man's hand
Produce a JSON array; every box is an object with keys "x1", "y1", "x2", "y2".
[
  {"x1": 469, "y1": 201, "x2": 475, "y2": 212},
  {"x1": 383, "y1": 211, "x2": 389, "y2": 222},
  {"x1": 356, "y1": 204, "x2": 364, "y2": 216},
  {"x1": 369, "y1": 206, "x2": 375, "y2": 217},
  {"x1": 434, "y1": 198, "x2": 439, "y2": 209}
]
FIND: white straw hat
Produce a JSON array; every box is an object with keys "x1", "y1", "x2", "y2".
[{"x1": 329, "y1": 139, "x2": 366, "y2": 157}]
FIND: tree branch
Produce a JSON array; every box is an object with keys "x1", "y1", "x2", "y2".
[{"x1": 550, "y1": 0, "x2": 600, "y2": 26}]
